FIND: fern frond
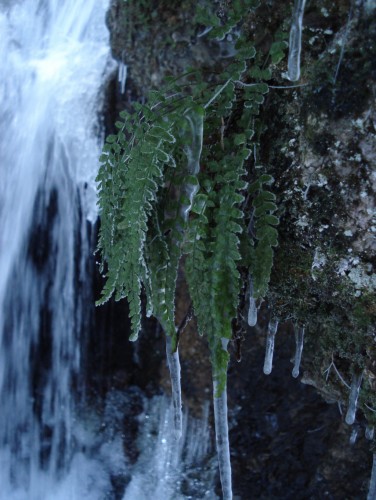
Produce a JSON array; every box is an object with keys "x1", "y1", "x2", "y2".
[
  {"x1": 248, "y1": 175, "x2": 279, "y2": 299},
  {"x1": 96, "y1": 109, "x2": 177, "y2": 340},
  {"x1": 186, "y1": 149, "x2": 248, "y2": 394}
]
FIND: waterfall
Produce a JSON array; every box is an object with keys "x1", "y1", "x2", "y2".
[{"x1": 0, "y1": 0, "x2": 113, "y2": 497}]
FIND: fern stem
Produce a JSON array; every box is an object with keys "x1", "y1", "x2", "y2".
[{"x1": 204, "y1": 78, "x2": 232, "y2": 109}]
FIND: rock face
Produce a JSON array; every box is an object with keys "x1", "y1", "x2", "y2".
[{"x1": 95, "y1": 0, "x2": 376, "y2": 497}]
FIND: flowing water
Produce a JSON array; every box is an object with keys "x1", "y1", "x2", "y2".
[
  {"x1": 0, "y1": 2, "x2": 216, "y2": 499},
  {"x1": 0, "y1": 0, "x2": 112, "y2": 496}
]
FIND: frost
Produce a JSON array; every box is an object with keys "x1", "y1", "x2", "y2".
[
  {"x1": 345, "y1": 371, "x2": 363, "y2": 425},
  {"x1": 292, "y1": 326, "x2": 304, "y2": 378},
  {"x1": 368, "y1": 454, "x2": 376, "y2": 500},
  {"x1": 213, "y1": 380, "x2": 232, "y2": 500},
  {"x1": 263, "y1": 318, "x2": 279, "y2": 375},
  {"x1": 286, "y1": 0, "x2": 306, "y2": 81},
  {"x1": 348, "y1": 267, "x2": 376, "y2": 292},
  {"x1": 165, "y1": 336, "x2": 183, "y2": 439}
]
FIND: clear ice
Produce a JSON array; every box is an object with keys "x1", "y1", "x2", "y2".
[
  {"x1": 247, "y1": 277, "x2": 257, "y2": 327},
  {"x1": 345, "y1": 371, "x2": 363, "y2": 425},
  {"x1": 213, "y1": 380, "x2": 233, "y2": 500},
  {"x1": 118, "y1": 61, "x2": 127, "y2": 94},
  {"x1": 292, "y1": 326, "x2": 305, "y2": 378},
  {"x1": 349, "y1": 427, "x2": 358, "y2": 445},
  {"x1": 286, "y1": 0, "x2": 306, "y2": 81},
  {"x1": 180, "y1": 110, "x2": 204, "y2": 222},
  {"x1": 166, "y1": 335, "x2": 183, "y2": 439},
  {"x1": 263, "y1": 318, "x2": 279, "y2": 375},
  {"x1": 366, "y1": 426, "x2": 375, "y2": 441}
]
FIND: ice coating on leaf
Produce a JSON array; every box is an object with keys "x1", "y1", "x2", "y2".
[
  {"x1": 213, "y1": 379, "x2": 232, "y2": 500},
  {"x1": 286, "y1": 0, "x2": 306, "y2": 81},
  {"x1": 345, "y1": 371, "x2": 363, "y2": 425},
  {"x1": 368, "y1": 454, "x2": 376, "y2": 500},
  {"x1": 180, "y1": 109, "x2": 204, "y2": 222},
  {"x1": 165, "y1": 335, "x2": 183, "y2": 440},
  {"x1": 247, "y1": 276, "x2": 257, "y2": 327},
  {"x1": 292, "y1": 325, "x2": 305, "y2": 378},
  {"x1": 366, "y1": 425, "x2": 375, "y2": 441},
  {"x1": 263, "y1": 318, "x2": 279, "y2": 375}
]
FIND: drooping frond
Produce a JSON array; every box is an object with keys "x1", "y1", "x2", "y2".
[
  {"x1": 248, "y1": 174, "x2": 279, "y2": 300},
  {"x1": 96, "y1": 106, "x2": 177, "y2": 339}
]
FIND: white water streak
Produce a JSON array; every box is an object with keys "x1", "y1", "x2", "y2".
[{"x1": 0, "y1": 0, "x2": 113, "y2": 496}]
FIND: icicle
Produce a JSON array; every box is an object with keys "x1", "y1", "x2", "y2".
[
  {"x1": 286, "y1": 0, "x2": 306, "y2": 81},
  {"x1": 368, "y1": 454, "x2": 376, "y2": 500},
  {"x1": 345, "y1": 371, "x2": 363, "y2": 425},
  {"x1": 366, "y1": 425, "x2": 375, "y2": 441},
  {"x1": 118, "y1": 61, "x2": 127, "y2": 94},
  {"x1": 263, "y1": 318, "x2": 279, "y2": 375},
  {"x1": 213, "y1": 379, "x2": 232, "y2": 500},
  {"x1": 292, "y1": 325, "x2": 305, "y2": 378},
  {"x1": 349, "y1": 427, "x2": 358, "y2": 445},
  {"x1": 248, "y1": 297, "x2": 257, "y2": 327},
  {"x1": 165, "y1": 335, "x2": 183, "y2": 440},
  {"x1": 247, "y1": 276, "x2": 257, "y2": 327}
]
